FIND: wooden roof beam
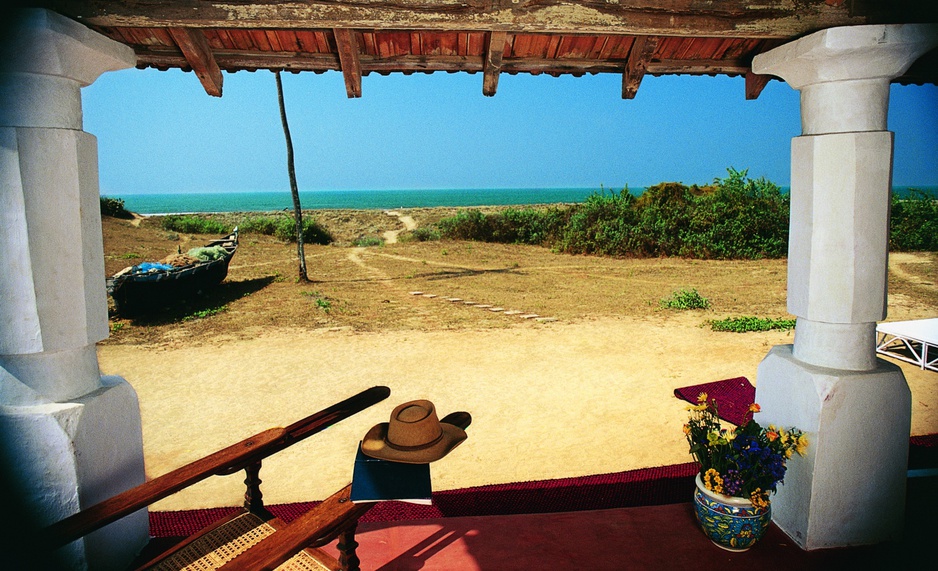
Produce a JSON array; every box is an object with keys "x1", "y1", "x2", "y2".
[
  {"x1": 168, "y1": 27, "x2": 222, "y2": 96},
  {"x1": 623, "y1": 36, "x2": 658, "y2": 99},
  {"x1": 45, "y1": 0, "x2": 876, "y2": 38},
  {"x1": 483, "y1": 31, "x2": 508, "y2": 97},
  {"x1": 333, "y1": 28, "x2": 362, "y2": 98}
]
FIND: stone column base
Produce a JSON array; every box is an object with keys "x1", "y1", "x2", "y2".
[
  {"x1": 755, "y1": 345, "x2": 910, "y2": 549},
  {"x1": 0, "y1": 376, "x2": 148, "y2": 570}
]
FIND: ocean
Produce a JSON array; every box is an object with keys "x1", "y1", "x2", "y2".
[
  {"x1": 106, "y1": 187, "x2": 633, "y2": 215},
  {"x1": 106, "y1": 186, "x2": 935, "y2": 215}
]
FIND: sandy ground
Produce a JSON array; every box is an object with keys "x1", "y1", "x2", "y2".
[{"x1": 97, "y1": 313, "x2": 938, "y2": 512}]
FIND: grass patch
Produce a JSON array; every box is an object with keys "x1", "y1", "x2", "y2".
[
  {"x1": 708, "y1": 316, "x2": 796, "y2": 333},
  {"x1": 353, "y1": 235, "x2": 384, "y2": 247},
  {"x1": 660, "y1": 288, "x2": 710, "y2": 310},
  {"x1": 182, "y1": 305, "x2": 228, "y2": 321}
]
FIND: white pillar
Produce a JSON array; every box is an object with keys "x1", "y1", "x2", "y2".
[
  {"x1": 752, "y1": 24, "x2": 938, "y2": 550},
  {"x1": 0, "y1": 9, "x2": 148, "y2": 570}
]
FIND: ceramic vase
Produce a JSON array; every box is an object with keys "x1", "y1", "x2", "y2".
[{"x1": 693, "y1": 474, "x2": 771, "y2": 552}]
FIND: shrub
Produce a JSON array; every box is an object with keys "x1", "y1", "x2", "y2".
[
  {"x1": 100, "y1": 196, "x2": 133, "y2": 219},
  {"x1": 160, "y1": 215, "x2": 229, "y2": 234},
  {"x1": 409, "y1": 227, "x2": 441, "y2": 241},
  {"x1": 273, "y1": 216, "x2": 333, "y2": 245},
  {"x1": 661, "y1": 288, "x2": 710, "y2": 310},
  {"x1": 558, "y1": 188, "x2": 636, "y2": 255},
  {"x1": 685, "y1": 168, "x2": 789, "y2": 259},
  {"x1": 890, "y1": 189, "x2": 938, "y2": 251}
]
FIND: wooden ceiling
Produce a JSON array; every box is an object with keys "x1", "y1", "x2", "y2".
[{"x1": 32, "y1": 1, "x2": 938, "y2": 99}]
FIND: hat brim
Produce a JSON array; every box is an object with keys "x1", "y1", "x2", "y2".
[{"x1": 360, "y1": 421, "x2": 467, "y2": 464}]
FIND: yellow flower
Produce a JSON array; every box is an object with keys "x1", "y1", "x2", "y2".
[
  {"x1": 703, "y1": 468, "x2": 724, "y2": 494},
  {"x1": 682, "y1": 424, "x2": 691, "y2": 435},
  {"x1": 748, "y1": 403, "x2": 761, "y2": 413},
  {"x1": 795, "y1": 433, "x2": 809, "y2": 455},
  {"x1": 750, "y1": 489, "x2": 769, "y2": 509},
  {"x1": 697, "y1": 392, "x2": 708, "y2": 403}
]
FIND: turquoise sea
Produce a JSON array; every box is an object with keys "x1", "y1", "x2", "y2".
[
  {"x1": 106, "y1": 186, "x2": 935, "y2": 215},
  {"x1": 110, "y1": 187, "x2": 634, "y2": 214}
]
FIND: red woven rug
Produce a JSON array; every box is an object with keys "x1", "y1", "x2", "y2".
[
  {"x1": 673, "y1": 376, "x2": 756, "y2": 426},
  {"x1": 149, "y1": 462, "x2": 699, "y2": 538}
]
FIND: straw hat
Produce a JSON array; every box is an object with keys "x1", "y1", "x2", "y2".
[{"x1": 361, "y1": 400, "x2": 468, "y2": 464}]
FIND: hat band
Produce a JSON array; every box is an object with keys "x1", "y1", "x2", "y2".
[{"x1": 386, "y1": 430, "x2": 444, "y2": 452}]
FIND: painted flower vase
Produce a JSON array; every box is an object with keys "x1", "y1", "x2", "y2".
[{"x1": 693, "y1": 474, "x2": 771, "y2": 552}]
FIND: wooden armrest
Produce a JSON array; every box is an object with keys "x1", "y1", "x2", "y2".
[
  {"x1": 42, "y1": 386, "x2": 391, "y2": 549},
  {"x1": 218, "y1": 484, "x2": 371, "y2": 571}
]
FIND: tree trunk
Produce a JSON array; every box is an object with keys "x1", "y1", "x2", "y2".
[{"x1": 275, "y1": 70, "x2": 309, "y2": 282}]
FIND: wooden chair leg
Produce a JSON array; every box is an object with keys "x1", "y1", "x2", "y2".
[
  {"x1": 243, "y1": 461, "x2": 272, "y2": 518},
  {"x1": 337, "y1": 523, "x2": 361, "y2": 571}
]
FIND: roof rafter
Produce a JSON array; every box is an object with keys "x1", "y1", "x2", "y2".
[
  {"x1": 483, "y1": 31, "x2": 508, "y2": 97},
  {"x1": 333, "y1": 28, "x2": 362, "y2": 98},
  {"x1": 167, "y1": 27, "x2": 223, "y2": 96},
  {"x1": 622, "y1": 36, "x2": 658, "y2": 99},
  {"x1": 745, "y1": 70, "x2": 772, "y2": 100}
]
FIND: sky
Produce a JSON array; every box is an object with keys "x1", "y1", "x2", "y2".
[{"x1": 82, "y1": 66, "x2": 938, "y2": 195}]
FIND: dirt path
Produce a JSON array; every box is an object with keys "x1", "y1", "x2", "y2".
[{"x1": 382, "y1": 210, "x2": 418, "y2": 244}]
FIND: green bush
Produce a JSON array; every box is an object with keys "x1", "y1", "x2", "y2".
[
  {"x1": 409, "y1": 227, "x2": 441, "y2": 241},
  {"x1": 159, "y1": 213, "x2": 332, "y2": 245},
  {"x1": 160, "y1": 215, "x2": 229, "y2": 234},
  {"x1": 708, "y1": 316, "x2": 796, "y2": 333},
  {"x1": 558, "y1": 189, "x2": 636, "y2": 255},
  {"x1": 430, "y1": 170, "x2": 796, "y2": 259},
  {"x1": 660, "y1": 288, "x2": 710, "y2": 310},
  {"x1": 890, "y1": 189, "x2": 938, "y2": 251},
  {"x1": 273, "y1": 217, "x2": 333, "y2": 245},
  {"x1": 685, "y1": 168, "x2": 789, "y2": 259},
  {"x1": 100, "y1": 196, "x2": 133, "y2": 219}
]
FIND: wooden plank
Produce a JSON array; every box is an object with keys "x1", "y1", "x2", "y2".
[
  {"x1": 168, "y1": 27, "x2": 224, "y2": 96},
  {"x1": 622, "y1": 35, "x2": 658, "y2": 99},
  {"x1": 483, "y1": 30, "x2": 508, "y2": 97},
  {"x1": 745, "y1": 70, "x2": 772, "y2": 100},
  {"x1": 333, "y1": 28, "x2": 363, "y2": 98}
]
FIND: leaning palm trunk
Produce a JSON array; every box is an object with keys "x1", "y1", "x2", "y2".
[{"x1": 275, "y1": 70, "x2": 309, "y2": 282}]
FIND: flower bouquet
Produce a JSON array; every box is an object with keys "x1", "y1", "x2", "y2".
[{"x1": 684, "y1": 393, "x2": 807, "y2": 551}]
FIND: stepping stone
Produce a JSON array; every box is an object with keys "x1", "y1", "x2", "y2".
[
  {"x1": 409, "y1": 291, "x2": 424, "y2": 296},
  {"x1": 535, "y1": 317, "x2": 558, "y2": 322},
  {"x1": 463, "y1": 301, "x2": 478, "y2": 305},
  {"x1": 489, "y1": 307, "x2": 505, "y2": 312},
  {"x1": 475, "y1": 304, "x2": 493, "y2": 309},
  {"x1": 519, "y1": 314, "x2": 539, "y2": 319},
  {"x1": 446, "y1": 298, "x2": 463, "y2": 302},
  {"x1": 422, "y1": 294, "x2": 438, "y2": 298},
  {"x1": 503, "y1": 310, "x2": 522, "y2": 315}
]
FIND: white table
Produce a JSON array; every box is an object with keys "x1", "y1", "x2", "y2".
[{"x1": 876, "y1": 318, "x2": 938, "y2": 372}]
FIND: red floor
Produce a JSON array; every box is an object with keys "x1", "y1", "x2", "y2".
[{"x1": 321, "y1": 485, "x2": 932, "y2": 571}]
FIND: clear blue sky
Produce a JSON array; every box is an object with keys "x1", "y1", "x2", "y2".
[{"x1": 82, "y1": 67, "x2": 938, "y2": 195}]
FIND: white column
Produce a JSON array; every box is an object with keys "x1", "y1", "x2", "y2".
[
  {"x1": 752, "y1": 24, "x2": 938, "y2": 549},
  {"x1": 0, "y1": 9, "x2": 148, "y2": 570}
]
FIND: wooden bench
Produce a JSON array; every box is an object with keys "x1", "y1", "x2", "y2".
[{"x1": 40, "y1": 386, "x2": 391, "y2": 570}]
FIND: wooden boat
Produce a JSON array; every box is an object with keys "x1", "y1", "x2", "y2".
[{"x1": 107, "y1": 228, "x2": 239, "y2": 316}]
